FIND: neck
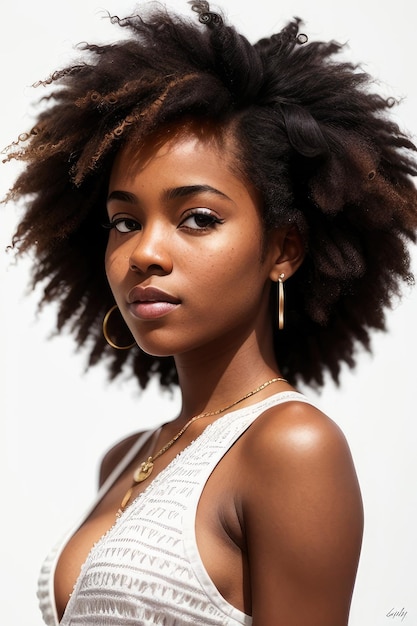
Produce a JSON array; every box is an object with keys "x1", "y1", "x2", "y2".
[{"x1": 174, "y1": 327, "x2": 284, "y2": 421}]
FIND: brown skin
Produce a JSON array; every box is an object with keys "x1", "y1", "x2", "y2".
[{"x1": 54, "y1": 126, "x2": 363, "y2": 624}]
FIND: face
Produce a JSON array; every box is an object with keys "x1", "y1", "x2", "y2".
[{"x1": 105, "y1": 128, "x2": 279, "y2": 364}]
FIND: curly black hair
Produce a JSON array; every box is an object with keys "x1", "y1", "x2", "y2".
[{"x1": 3, "y1": 0, "x2": 417, "y2": 390}]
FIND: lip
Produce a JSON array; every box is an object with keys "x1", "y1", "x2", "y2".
[{"x1": 127, "y1": 285, "x2": 181, "y2": 320}]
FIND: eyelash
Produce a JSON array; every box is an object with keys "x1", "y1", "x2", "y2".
[
  {"x1": 102, "y1": 217, "x2": 140, "y2": 233},
  {"x1": 102, "y1": 210, "x2": 224, "y2": 234},
  {"x1": 181, "y1": 210, "x2": 224, "y2": 231}
]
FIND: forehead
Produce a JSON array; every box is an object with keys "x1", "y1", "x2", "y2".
[
  {"x1": 112, "y1": 122, "x2": 228, "y2": 176},
  {"x1": 107, "y1": 129, "x2": 265, "y2": 232},
  {"x1": 109, "y1": 122, "x2": 260, "y2": 206}
]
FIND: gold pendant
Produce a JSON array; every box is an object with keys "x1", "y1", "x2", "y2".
[
  {"x1": 133, "y1": 457, "x2": 154, "y2": 483},
  {"x1": 120, "y1": 487, "x2": 133, "y2": 512}
]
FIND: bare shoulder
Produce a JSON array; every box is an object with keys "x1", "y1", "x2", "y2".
[
  {"x1": 239, "y1": 395, "x2": 361, "y2": 513},
  {"x1": 98, "y1": 432, "x2": 143, "y2": 487},
  {"x1": 241, "y1": 395, "x2": 353, "y2": 472},
  {"x1": 238, "y1": 395, "x2": 363, "y2": 625}
]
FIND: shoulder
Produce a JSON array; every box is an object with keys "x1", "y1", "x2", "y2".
[
  {"x1": 241, "y1": 394, "x2": 352, "y2": 473},
  {"x1": 239, "y1": 395, "x2": 360, "y2": 507},
  {"x1": 98, "y1": 432, "x2": 143, "y2": 488},
  {"x1": 237, "y1": 392, "x2": 364, "y2": 553},
  {"x1": 237, "y1": 395, "x2": 363, "y2": 624}
]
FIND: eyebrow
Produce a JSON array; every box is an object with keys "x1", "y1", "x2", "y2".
[
  {"x1": 107, "y1": 184, "x2": 231, "y2": 204},
  {"x1": 107, "y1": 190, "x2": 137, "y2": 204},
  {"x1": 164, "y1": 184, "x2": 231, "y2": 201}
]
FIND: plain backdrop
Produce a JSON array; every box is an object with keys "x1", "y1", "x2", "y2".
[{"x1": 1, "y1": 1, "x2": 416, "y2": 624}]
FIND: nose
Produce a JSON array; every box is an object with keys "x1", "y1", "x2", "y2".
[{"x1": 128, "y1": 223, "x2": 173, "y2": 275}]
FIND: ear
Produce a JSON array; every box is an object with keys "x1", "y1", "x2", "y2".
[{"x1": 267, "y1": 225, "x2": 305, "y2": 283}]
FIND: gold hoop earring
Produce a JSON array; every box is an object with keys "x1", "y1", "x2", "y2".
[
  {"x1": 277, "y1": 273, "x2": 285, "y2": 330},
  {"x1": 103, "y1": 305, "x2": 136, "y2": 350}
]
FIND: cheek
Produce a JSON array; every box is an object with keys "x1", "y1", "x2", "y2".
[
  {"x1": 104, "y1": 245, "x2": 128, "y2": 286},
  {"x1": 196, "y1": 241, "x2": 264, "y2": 295},
  {"x1": 104, "y1": 247, "x2": 115, "y2": 281}
]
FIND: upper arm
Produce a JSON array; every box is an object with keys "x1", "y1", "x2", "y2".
[{"x1": 241, "y1": 403, "x2": 363, "y2": 626}]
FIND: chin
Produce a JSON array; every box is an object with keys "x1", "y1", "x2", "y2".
[{"x1": 134, "y1": 335, "x2": 178, "y2": 358}]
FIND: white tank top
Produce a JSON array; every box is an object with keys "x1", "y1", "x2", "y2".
[{"x1": 38, "y1": 390, "x2": 313, "y2": 625}]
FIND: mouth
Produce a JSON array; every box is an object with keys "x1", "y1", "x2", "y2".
[{"x1": 127, "y1": 285, "x2": 181, "y2": 320}]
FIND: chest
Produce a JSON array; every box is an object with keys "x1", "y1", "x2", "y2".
[{"x1": 54, "y1": 439, "x2": 248, "y2": 622}]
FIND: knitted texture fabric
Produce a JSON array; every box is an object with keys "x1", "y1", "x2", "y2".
[{"x1": 39, "y1": 391, "x2": 312, "y2": 625}]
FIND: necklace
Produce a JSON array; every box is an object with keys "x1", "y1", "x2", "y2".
[{"x1": 117, "y1": 376, "x2": 287, "y2": 516}]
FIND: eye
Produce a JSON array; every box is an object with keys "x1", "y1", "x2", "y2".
[
  {"x1": 103, "y1": 217, "x2": 141, "y2": 233},
  {"x1": 180, "y1": 209, "x2": 224, "y2": 231}
]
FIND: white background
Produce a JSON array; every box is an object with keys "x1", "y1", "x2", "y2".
[{"x1": 1, "y1": 1, "x2": 416, "y2": 624}]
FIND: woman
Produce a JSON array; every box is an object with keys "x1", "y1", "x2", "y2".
[{"x1": 4, "y1": 1, "x2": 417, "y2": 624}]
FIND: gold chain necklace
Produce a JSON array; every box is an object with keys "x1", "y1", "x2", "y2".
[{"x1": 117, "y1": 377, "x2": 287, "y2": 516}]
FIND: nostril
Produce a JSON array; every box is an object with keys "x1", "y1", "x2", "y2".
[{"x1": 129, "y1": 261, "x2": 169, "y2": 275}]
